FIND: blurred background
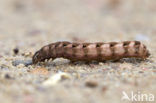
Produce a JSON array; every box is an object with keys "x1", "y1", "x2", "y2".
[
  {"x1": 0, "y1": 0, "x2": 155, "y2": 54},
  {"x1": 0, "y1": 0, "x2": 156, "y2": 103}
]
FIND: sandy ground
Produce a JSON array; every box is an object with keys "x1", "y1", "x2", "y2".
[{"x1": 0, "y1": 0, "x2": 156, "y2": 103}]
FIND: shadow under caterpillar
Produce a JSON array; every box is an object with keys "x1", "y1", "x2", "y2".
[{"x1": 32, "y1": 41, "x2": 150, "y2": 64}]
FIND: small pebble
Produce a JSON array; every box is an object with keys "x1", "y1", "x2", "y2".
[
  {"x1": 12, "y1": 59, "x2": 32, "y2": 66},
  {"x1": 89, "y1": 64, "x2": 95, "y2": 68},
  {"x1": 30, "y1": 68, "x2": 49, "y2": 75},
  {"x1": 42, "y1": 72, "x2": 71, "y2": 86},
  {"x1": 85, "y1": 81, "x2": 98, "y2": 88},
  {"x1": 138, "y1": 71, "x2": 144, "y2": 73},
  {"x1": 13, "y1": 48, "x2": 19, "y2": 55},
  {"x1": 17, "y1": 64, "x2": 25, "y2": 68},
  {"x1": 4, "y1": 74, "x2": 11, "y2": 79},
  {"x1": 22, "y1": 52, "x2": 33, "y2": 57}
]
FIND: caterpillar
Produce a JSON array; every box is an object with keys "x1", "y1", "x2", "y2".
[{"x1": 32, "y1": 41, "x2": 150, "y2": 64}]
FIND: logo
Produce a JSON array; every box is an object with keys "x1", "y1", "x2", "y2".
[{"x1": 121, "y1": 91, "x2": 155, "y2": 102}]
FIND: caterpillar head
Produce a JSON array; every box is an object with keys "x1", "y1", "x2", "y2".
[
  {"x1": 32, "y1": 51, "x2": 42, "y2": 64},
  {"x1": 32, "y1": 45, "x2": 51, "y2": 64}
]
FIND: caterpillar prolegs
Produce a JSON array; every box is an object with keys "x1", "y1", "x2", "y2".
[{"x1": 32, "y1": 41, "x2": 150, "y2": 64}]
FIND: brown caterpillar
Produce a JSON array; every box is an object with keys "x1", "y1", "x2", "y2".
[{"x1": 32, "y1": 41, "x2": 150, "y2": 64}]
